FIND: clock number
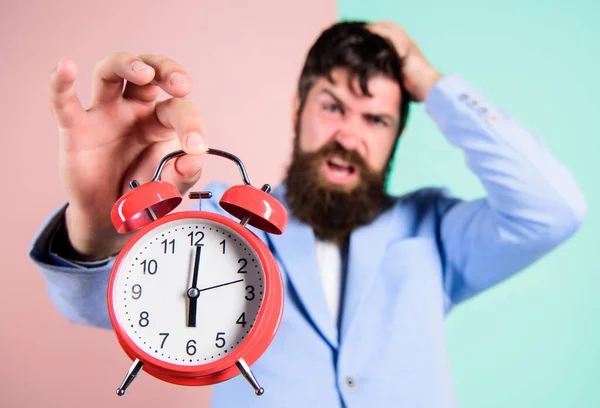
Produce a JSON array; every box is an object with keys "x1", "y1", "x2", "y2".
[
  {"x1": 245, "y1": 285, "x2": 255, "y2": 301},
  {"x1": 131, "y1": 284, "x2": 142, "y2": 300},
  {"x1": 215, "y1": 332, "x2": 226, "y2": 348},
  {"x1": 237, "y1": 258, "x2": 248, "y2": 273},
  {"x1": 220, "y1": 239, "x2": 226, "y2": 254},
  {"x1": 236, "y1": 313, "x2": 247, "y2": 327},
  {"x1": 188, "y1": 231, "x2": 205, "y2": 246},
  {"x1": 161, "y1": 239, "x2": 175, "y2": 254},
  {"x1": 139, "y1": 311, "x2": 149, "y2": 327},
  {"x1": 186, "y1": 340, "x2": 197, "y2": 356},
  {"x1": 141, "y1": 259, "x2": 158, "y2": 275},
  {"x1": 159, "y1": 333, "x2": 169, "y2": 348}
]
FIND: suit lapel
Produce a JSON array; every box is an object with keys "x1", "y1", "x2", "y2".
[
  {"x1": 267, "y1": 185, "x2": 338, "y2": 349},
  {"x1": 339, "y1": 206, "x2": 397, "y2": 343}
]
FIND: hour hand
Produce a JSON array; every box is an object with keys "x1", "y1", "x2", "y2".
[{"x1": 186, "y1": 244, "x2": 202, "y2": 327}]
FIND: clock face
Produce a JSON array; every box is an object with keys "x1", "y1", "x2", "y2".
[{"x1": 111, "y1": 217, "x2": 265, "y2": 366}]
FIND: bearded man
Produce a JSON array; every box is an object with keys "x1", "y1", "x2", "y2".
[{"x1": 30, "y1": 21, "x2": 586, "y2": 407}]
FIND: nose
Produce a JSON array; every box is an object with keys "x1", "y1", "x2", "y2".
[{"x1": 334, "y1": 118, "x2": 362, "y2": 151}]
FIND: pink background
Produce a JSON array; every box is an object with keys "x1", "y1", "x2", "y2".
[{"x1": 1, "y1": 1, "x2": 336, "y2": 406}]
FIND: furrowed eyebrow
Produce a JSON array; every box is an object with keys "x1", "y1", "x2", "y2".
[
  {"x1": 320, "y1": 89, "x2": 398, "y2": 125},
  {"x1": 365, "y1": 112, "x2": 396, "y2": 125},
  {"x1": 320, "y1": 89, "x2": 345, "y2": 108}
]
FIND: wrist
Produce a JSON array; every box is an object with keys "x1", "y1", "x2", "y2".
[
  {"x1": 64, "y1": 205, "x2": 129, "y2": 261},
  {"x1": 414, "y1": 67, "x2": 443, "y2": 102}
]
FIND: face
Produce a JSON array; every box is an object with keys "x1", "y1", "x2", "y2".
[
  {"x1": 284, "y1": 68, "x2": 402, "y2": 243},
  {"x1": 295, "y1": 67, "x2": 401, "y2": 190}
]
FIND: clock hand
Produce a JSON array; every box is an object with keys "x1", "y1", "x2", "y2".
[
  {"x1": 186, "y1": 245, "x2": 202, "y2": 327},
  {"x1": 198, "y1": 279, "x2": 244, "y2": 293}
]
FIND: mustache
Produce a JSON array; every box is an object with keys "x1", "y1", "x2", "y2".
[{"x1": 306, "y1": 140, "x2": 368, "y2": 170}]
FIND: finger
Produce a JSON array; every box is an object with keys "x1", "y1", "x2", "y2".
[
  {"x1": 91, "y1": 52, "x2": 156, "y2": 105},
  {"x1": 369, "y1": 21, "x2": 402, "y2": 32},
  {"x1": 366, "y1": 24, "x2": 394, "y2": 45},
  {"x1": 122, "y1": 82, "x2": 161, "y2": 104},
  {"x1": 48, "y1": 58, "x2": 86, "y2": 129},
  {"x1": 155, "y1": 98, "x2": 208, "y2": 154},
  {"x1": 157, "y1": 151, "x2": 205, "y2": 196},
  {"x1": 367, "y1": 23, "x2": 410, "y2": 57},
  {"x1": 174, "y1": 154, "x2": 205, "y2": 188},
  {"x1": 137, "y1": 54, "x2": 193, "y2": 98},
  {"x1": 123, "y1": 140, "x2": 205, "y2": 198},
  {"x1": 366, "y1": 22, "x2": 392, "y2": 37}
]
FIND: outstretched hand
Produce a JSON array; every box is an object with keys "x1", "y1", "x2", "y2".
[{"x1": 48, "y1": 53, "x2": 208, "y2": 259}]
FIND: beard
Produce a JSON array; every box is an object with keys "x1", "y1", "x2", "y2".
[{"x1": 284, "y1": 139, "x2": 392, "y2": 245}]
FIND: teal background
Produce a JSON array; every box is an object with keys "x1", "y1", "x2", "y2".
[{"x1": 340, "y1": 1, "x2": 600, "y2": 406}]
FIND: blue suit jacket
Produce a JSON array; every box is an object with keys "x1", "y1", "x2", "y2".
[{"x1": 29, "y1": 75, "x2": 587, "y2": 407}]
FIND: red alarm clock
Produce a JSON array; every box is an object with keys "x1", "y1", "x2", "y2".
[{"x1": 107, "y1": 149, "x2": 287, "y2": 397}]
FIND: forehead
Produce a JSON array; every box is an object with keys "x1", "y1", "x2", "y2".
[{"x1": 310, "y1": 67, "x2": 402, "y2": 112}]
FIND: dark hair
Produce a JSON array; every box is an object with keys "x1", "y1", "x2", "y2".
[{"x1": 297, "y1": 21, "x2": 410, "y2": 140}]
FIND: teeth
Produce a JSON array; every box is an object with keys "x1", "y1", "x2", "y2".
[
  {"x1": 331, "y1": 158, "x2": 350, "y2": 167},
  {"x1": 328, "y1": 165, "x2": 350, "y2": 177},
  {"x1": 329, "y1": 157, "x2": 351, "y2": 168}
]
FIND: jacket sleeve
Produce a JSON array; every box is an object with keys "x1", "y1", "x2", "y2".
[
  {"x1": 28, "y1": 205, "x2": 114, "y2": 328},
  {"x1": 425, "y1": 75, "x2": 587, "y2": 307},
  {"x1": 28, "y1": 182, "x2": 230, "y2": 328}
]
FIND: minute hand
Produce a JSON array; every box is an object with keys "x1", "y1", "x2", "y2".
[
  {"x1": 198, "y1": 279, "x2": 244, "y2": 293},
  {"x1": 186, "y1": 244, "x2": 202, "y2": 327}
]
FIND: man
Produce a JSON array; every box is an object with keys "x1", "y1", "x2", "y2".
[{"x1": 30, "y1": 21, "x2": 587, "y2": 407}]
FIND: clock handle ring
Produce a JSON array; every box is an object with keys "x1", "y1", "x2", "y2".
[{"x1": 151, "y1": 148, "x2": 253, "y2": 186}]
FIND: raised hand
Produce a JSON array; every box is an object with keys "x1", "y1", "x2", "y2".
[
  {"x1": 367, "y1": 22, "x2": 442, "y2": 102},
  {"x1": 48, "y1": 54, "x2": 208, "y2": 260}
]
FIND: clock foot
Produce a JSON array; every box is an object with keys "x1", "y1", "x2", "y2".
[
  {"x1": 236, "y1": 358, "x2": 264, "y2": 396},
  {"x1": 116, "y1": 358, "x2": 144, "y2": 396}
]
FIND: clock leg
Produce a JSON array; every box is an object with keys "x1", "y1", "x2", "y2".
[
  {"x1": 116, "y1": 358, "x2": 144, "y2": 396},
  {"x1": 236, "y1": 358, "x2": 264, "y2": 396}
]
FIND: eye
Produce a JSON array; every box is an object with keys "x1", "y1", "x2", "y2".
[
  {"x1": 366, "y1": 115, "x2": 387, "y2": 127},
  {"x1": 323, "y1": 104, "x2": 341, "y2": 114}
]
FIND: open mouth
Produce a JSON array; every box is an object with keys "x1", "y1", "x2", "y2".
[{"x1": 323, "y1": 155, "x2": 360, "y2": 185}]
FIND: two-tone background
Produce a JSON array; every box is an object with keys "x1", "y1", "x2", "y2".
[{"x1": 2, "y1": 0, "x2": 598, "y2": 406}]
